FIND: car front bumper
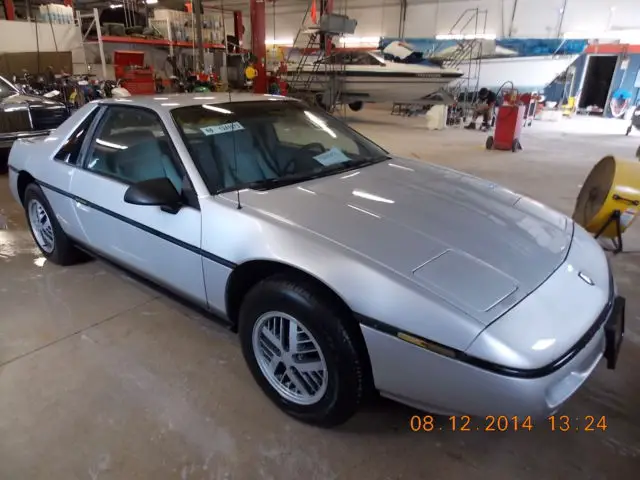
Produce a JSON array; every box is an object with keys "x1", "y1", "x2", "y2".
[{"x1": 361, "y1": 313, "x2": 610, "y2": 418}]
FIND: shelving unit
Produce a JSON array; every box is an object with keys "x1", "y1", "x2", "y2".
[
  {"x1": 76, "y1": 7, "x2": 226, "y2": 80},
  {"x1": 100, "y1": 35, "x2": 224, "y2": 50}
]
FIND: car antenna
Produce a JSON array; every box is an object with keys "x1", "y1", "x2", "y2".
[{"x1": 222, "y1": 0, "x2": 241, "y2": 210}]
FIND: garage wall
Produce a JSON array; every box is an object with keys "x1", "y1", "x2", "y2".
[
  {"x1": 239, "y1": 0, "x2": 640, "y2": 44},
  {"x1": 0, "y1": 19, "x2": 88, "y2": 71}
]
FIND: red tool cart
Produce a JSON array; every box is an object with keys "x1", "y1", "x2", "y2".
[
  {"x1": 113, "y1": 50, "x2": 155, "y2": 95},
  {"x1": 485, "y1": 94, "x2": 526, "y2": 152}
]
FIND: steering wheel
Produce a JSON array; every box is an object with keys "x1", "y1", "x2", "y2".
[{"x1": 280, "y1": 142, "x2": 327, "y2": 175}]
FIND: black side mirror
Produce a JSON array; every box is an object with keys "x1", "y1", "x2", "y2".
[{"x1": 124, "y1": 177, "x2": 182, "y2": 214}]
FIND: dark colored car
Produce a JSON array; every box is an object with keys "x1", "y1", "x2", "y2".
[{"x1": 0, "y1": 75, "x2": 69, "y2": 174}]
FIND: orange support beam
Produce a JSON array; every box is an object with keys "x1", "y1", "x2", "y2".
[
  {"x1": 324, "y1": 0, "x2": 334, "y2": 53},
  {"x1": 250, "y1": 0, "x2": 267, "y2": 94},
  {"x1": 4, "y1": 0, "x2": 16, "y2": 20},
  {"x1": 233, "y1": 11, "x2": 244, "y2": 46}
]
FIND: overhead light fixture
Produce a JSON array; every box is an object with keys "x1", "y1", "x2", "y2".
[
  {"x1": 203, "y1": 104, "x2": 232, "y2": 114},
  {"x1": 145, "y1": 0, "x2": 158, "y2": 4},
  {"x1": 109, "y1": 3, "x2": 123, "y2": 9},
  {"x1": 339, "y1": 36, "x2": 380, "y2": 46},
  {"x1": 563, "y1": 29, "x2": 640, "y2": 41},
  {"x1": 265, "y1": 38, "x2": 294, "y2": 46},
  {"x1": 96, "y1": 138, "x2": 127, "y2": 150},
  {"x1": 435, "y1": 33, "x2": 497, "y2": 40}
]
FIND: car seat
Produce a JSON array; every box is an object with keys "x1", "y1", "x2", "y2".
[
  {"x1": 110, "y1": 130, "x2": 183, "y2": 192},
  {"x1": 208, "y1": 126, "x2": 278, "y2": 188}
]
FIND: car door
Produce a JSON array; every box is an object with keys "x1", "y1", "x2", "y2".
[{"x1": 68, "y1": 104, "x2": 207, "y2": 306}]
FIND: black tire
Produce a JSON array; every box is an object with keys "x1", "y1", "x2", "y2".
[
  {"x1": 23, "y1": 183, "x2": 83, "y2": 266},
  {"x1": 485, "y1": 136, "x2": 494, "y2": 150},
  {"x1": 348, "y1": 101, "x2": 364, "y2": 112},
  {"x1": 238, "y1": 275, "x2": 365, "y2": 427},
  {"x1": 0, "y1": 149, "x2": 8, "y2": 175},
  {"x1": 314, "y1": 93, "x2": 329, "y2": 111}
]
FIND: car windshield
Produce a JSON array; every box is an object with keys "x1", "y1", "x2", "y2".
[
  {"x1": 0, "y1": 76, "x2": 18, "y2": 100},
  {"x1": 171, "y1": 100, "x2": 389, "y2": 193}
]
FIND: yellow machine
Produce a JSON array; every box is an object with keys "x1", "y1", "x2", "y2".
[
  {"x1": 244, "y1": 65, "x2": 257, "y2": 80},
  {"x1": 573, "y1": 155, "x2": 640, "y2": 253},
  {"x1": 562, "y1": 97, "x2": 576, "y2": 117}
]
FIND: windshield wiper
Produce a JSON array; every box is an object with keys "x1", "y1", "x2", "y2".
[{"x1": 216, "y1": 155, "x2": 391, "y2": 194}]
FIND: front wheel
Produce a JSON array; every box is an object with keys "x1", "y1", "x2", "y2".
[{"x1": 238, "y1": 276, "x2": 366, "y2": 427}]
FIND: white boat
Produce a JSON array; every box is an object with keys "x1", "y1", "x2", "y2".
[
  {"x1": 432, "y1": 40, "x2": 579, "y2": 93},
  {"x1": 284, "y1": 48, "x2": 463, "y2": 110},
  {"x1": 454, "y1": 55, "x2": 579, "y2": 93}
]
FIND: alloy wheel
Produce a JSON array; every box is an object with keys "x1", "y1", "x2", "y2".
[
  {"x1": 252, "y1": 311, "x2": 328, "y2": 405},
  {"x1": 27, "y1": 199, "x2": 55, "y2": 254}
]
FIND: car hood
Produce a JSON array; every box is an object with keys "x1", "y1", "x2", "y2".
[
  {"x1": 234, "y1": 157, "x2": 573, "y2": 325},
  {"x1": 0, "y1": 93, "x2": 65, "y2": 108}
]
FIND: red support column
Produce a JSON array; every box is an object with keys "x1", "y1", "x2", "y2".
[
  {"x1": 324, "y1": 0, "x2": 334, "y2": 54},
  {"x1": 250, "y1": 0, "x2": 267, "y2": 94},
  {"x1": 3, "y1": 0, "x2": 16, "y2": 20},
  {"x1": 233, "y1": 11, "x2": 244, "y2": 47}
]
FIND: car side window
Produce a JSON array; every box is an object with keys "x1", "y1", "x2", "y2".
[
  {"x1": 83, "y1": 106, "x2": 183, "y2": 192},
  {"x1": 53, "y1": 109, "x2": 99, "y2": 165}
]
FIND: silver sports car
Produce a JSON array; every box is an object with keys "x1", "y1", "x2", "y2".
[{"x1": 7, "y1": 93, "x2": 625, "y2": 427}]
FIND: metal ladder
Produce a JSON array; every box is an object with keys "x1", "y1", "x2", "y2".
[
  {"x1": 431, "y1": 8, "x2": 488, "y2": 114},
  {"x1": 285, "y1": 5, "x2": 352, "y2": 112}
]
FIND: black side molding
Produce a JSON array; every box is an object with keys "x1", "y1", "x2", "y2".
[
  {"x1": 34, "y1": 178, "x2": 237, "y2": 270},
  {"x1": 356, "y1": 286, "x2": 616, "y2": 380}
]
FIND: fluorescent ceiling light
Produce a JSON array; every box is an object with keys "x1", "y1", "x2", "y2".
[
  {"x1": 436, "y1": 33, "x2": 497, "y2": 40},
  {"x1": 109, "y1": 3, "x2": 123, "y2": 9},
  {"x1": 203, "y1": 105, "x2": 233, "y2": 114},
  {"x1": 145, "y1": 0, "x2": 158, "y2": 4},
  {"x1": 266, "y1": 38, "x2": 293, "y2": 46},
  {"x1": 303, "y1": 110, "x2": 336, "y2": 138},
  {"x1": 96, "y1": 138, "x2": 127, "y2": 150},
  {"x1": 340, "y1": 36, "x2": 380, "y2": 45},
  {"x1": 563, "y1": 29, "x2": 640, "y2": 41}
]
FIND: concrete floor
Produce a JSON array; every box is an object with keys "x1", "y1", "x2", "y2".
[{"x1": 1, "y1": 106, "x2": 640, "y2": 479}]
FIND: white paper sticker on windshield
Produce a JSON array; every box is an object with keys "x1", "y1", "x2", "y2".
[
  {"x1": 200, "y1": 122, "x2": 244, "y2": 136},
  {"x1": 313, "y1": 147, "x2": 350, "y2": 166}
]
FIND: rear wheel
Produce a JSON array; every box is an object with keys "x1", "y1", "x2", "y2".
[
  {"x1": 24, "y1": 183, "x2": 83, "y2": 265},
  {"x1": 238, "y1": 275, "x2": 365, "y2": 427}
]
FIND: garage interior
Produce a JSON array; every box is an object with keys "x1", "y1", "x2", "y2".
[{"x1": 1, "y1": 0, "x2": 640, "y2": 479}]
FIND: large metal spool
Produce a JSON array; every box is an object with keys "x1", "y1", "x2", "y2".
[{"x1": 573, "y1": 156, "x2": 640, "y2": 247}]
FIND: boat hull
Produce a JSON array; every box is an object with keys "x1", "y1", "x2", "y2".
[
  {"x1": 454, "y1": 55, "x2": 579, "y2": 93},
  {"x1": 285, "y1": 69, "x2": 462, "y2": 104}
]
